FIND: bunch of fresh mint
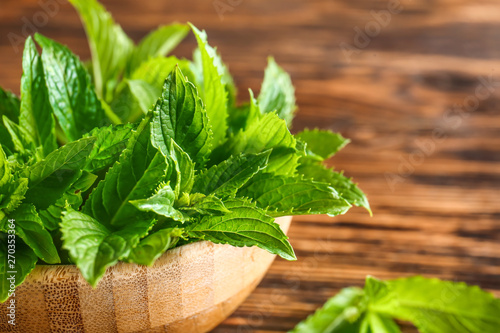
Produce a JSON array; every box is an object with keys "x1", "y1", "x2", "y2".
[
  {"x1": 291, "y1": 276, "x2": 500, "y2": 333},
  {"x1": 0, "y1": 0, "x2": 369, "y2": 299}
]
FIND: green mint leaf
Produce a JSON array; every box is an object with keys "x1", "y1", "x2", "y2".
[
  {"x1": 190, "y1": 24, "x2": 228, "y2": 146},
  {"x1": 0, "y1": 236, "x2": 37, "y2": 302},
  {"x1": 213, "y1": 112, "x2": 299, "y2": 176},
  {"x1": 192, "y1": 151, "x2": 271, "y2": 198},
  {"x1": 130, "y1": 183, "x2": 188, "y2": 223},
  {"x1": 111, "y1": 79, "x2": 159, "y2": 123},
  {"x1": 61, "y1": 208, "x2": 153, "y2": 287},
  {"x1": 2, "y1": 116, "x2": 36, "y2": 157},
  {"x1": 127, "y1": 24, "x2": 189, "y2": 75},
  {"x1": 83, "y1": 114, "x2": 168, "y2": 227},
  {"x1": 39, "y1": 171, "x2": 97, "y2": 231},
  {"x1": 239, "y1": 173, "x2": 351, "y2": 217},
  {"x1": 168, "y1": 139, "x2": 195, "y2": 196},
  {"x1": 0, "y1": 146, "x2": 11, "y2": 189},
  {"x1": 24, "y1": 137, "x2": 96, "y2": 210},
  {"x1": 127, "y1": 227, "x2": 184, "y2": 266},
  {"x1": 367, "y1": 276, "x2": 500, "y2": 333},
  {"x1": 258, "y1": 57, "x2": 296, "y2": 126},
  {"x1": 360, "y1": 312, "x2": 401, "y2": 333},
  {"x1": 8, "y1": 204, "x2": 60, "y2": 264},
  {"x1": 297, "y1": 161, "x2": 371, "y2": 214},
  {"x1": 69, "y1": 0, "x2": 133, "y2": 101},
  {"x1": 0, "y1": 148, "x2": 28, "y2": 222},
  {"x1": 84, "y1": 123, "x2": 135, "y2": 173},
  {"x1": 35, "y1": 34, "x2": 106, "y2": 141},
  {"x1": 19, "y1": 37, "x2": 57, "y2": 158},
  {"x1": 187, "y1": 198, "x2": 295, "y2": 260},
  {"x1": 150, "y1": 66, "x2": 213, "y2": 166},
  {"x1": 291, "y1": 287, "x2": 365, "y2": 333},
  {"x1": 178, "y1": 194, "x2": 230, "y2": 215},
  {"x1": 296, "y1": 129, "x2": 350, "y2": 160}
]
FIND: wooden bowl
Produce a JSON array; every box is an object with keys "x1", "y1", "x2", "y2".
[{"x1": 0, "y1": 216, "x2": 292, "y2": 332}]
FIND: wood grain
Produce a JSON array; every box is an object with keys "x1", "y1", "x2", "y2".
[{"x1": 1, "y1": 0, "x2": 500, "y2": 332}]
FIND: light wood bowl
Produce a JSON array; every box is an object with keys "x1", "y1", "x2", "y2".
[{"x1": 0, "y1": 216, "x2": 292, "y2": 332}]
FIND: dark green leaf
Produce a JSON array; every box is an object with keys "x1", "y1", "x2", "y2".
[
  {"x1": 193, "y1": 151, "x2": 270, "y2": 198},
  {"x1": 127, "y1": 227, "x2": 184, "y2": 266},
  {"x1": 24, "y1": 137, "x2": 96, "y2": 210},
  {"x1": 186, "y1": 198, "x2": 295, "y2": 260},
  {"x1": 35, "y1": 33, "x2": 106, "y2": 141},
  {"x1": 239, "y1": 173, "x2": 351, "y2": 217},
  {"x1": 150, "y1": 66, "x2": 213, "y2": 166},
  {"x1": 0, "y1": 235, "x2": 37, "y2": 302},
  {"x1": 9, "y1": 204, "x2": 59, "y2": 264}
]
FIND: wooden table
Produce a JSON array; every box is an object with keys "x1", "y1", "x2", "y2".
[{"x1": 1, "y1": 0, "x2": 499, "y2": 332}]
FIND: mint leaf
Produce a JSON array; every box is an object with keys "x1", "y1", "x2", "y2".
[
  {"x1": 127, "y1": 24, "x2": 189, "y2": 75},
  {"x1": 297, "y1": 161, "x2": 370, "y2": 214},
  {"x1": 193, "y1": 151, "x2": 270, "y2": 198},
  {"x1": 367, "y1": 276, "x2": 500, "y2": 333},
  {"x1": 35, "y1": 34, "x2": 106, "y2": 141},
  {"x1": 178, "y1": 194, "x2": 230, "y2": 215},
  {"x1": 190, "y1": 24, "x2": 228, "y2": 146},
  {"x1": 297, "y1": 129, "x2": 350, "y2": 160},
  {"x1": 84, "y1": 123, "x2": 134, "y2": 173},
  {"x1": 127, "y1": 227, "x2": 183, "y2": 266},
  {"x1": 239, "y1": 173, "x2": 351, "y2": 217},
  {"x1": 291, "y1": 287, "x2": 365, "y2": 333},
  {"x1": 361, "y1": 312, "x2": 401, "y2": 333},
  {"x1": 2, "y1": 116, "x2": 36, "y2": 157},
  {"x1": 24, "y1": 137, "x2": 96, "y2": 210},
  {"x1": 111, "y1": 79, "x2": 159, "y2": 123},
  {"x1": 186, "y1": 198, "x2": 295, "y2": 260},
  {"x1": 19, "y1": 37, "x2": 57, "y2": 158},
  {"x1": 258, "y1": 57, "x2": 296, "y2": 126},
  {"x1": 0, "y1": 147, "x2": 28, "y2": 222},
  {"x1": 69, "y1": 0, "x2": 133, "y2": 101},
  {"x1": 168, "y1": 140, "x2": 195, "y2": 196},
  {"x1": 9, "y1": 204, "x2": 60, "y2": 264},
  {"x1": 0, "y1": 236, "x2": 37, "y2": 302},
  {"x1": 61, "y1": 208, "x2": 153, "y2": 287},
  {"x1": 83, "y1": 114, "x2": 168, "y2": 227},
  {"x1": 214, "y1": 112, "x2": 299, "y2": 175},
  {"x1": 0, "y1": 88, "x2": 21, "y2": 154},
  {"x1": 150, "y1": 66, "x2": 213, "y2": 166},
  {"x1": 130, "y1": 183, "x2": 187, "y2": 223}
]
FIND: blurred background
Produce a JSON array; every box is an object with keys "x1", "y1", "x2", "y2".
[{"x1": 1, "y1": 0, "x2": 499, "y2": 332}]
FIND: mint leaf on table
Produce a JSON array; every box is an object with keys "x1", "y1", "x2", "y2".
[
  {"x1": 69, "y1": 0, "x2": 133, "y2": 102},
  {"x1": 296, "y1": 129, "x2": 350, "y2": 161},
  {"x1": 258, "y1": 57, "x2": 297, "y2": 126},
  {"x1": 291, "y1": 276, "x2": 500, "y2": 333},
  {"x1": 297, "y1": 161, "x2": 371, "y2": 214},
  {"x1": 367, "y1": 276, "x2": 500, "y2": 333},
  {"x1": 61, "y1": 208, "x2": 153, "y2": 287},
  {"x1": 127, "y1": 24, "x2": 189, "y2": 76},
  {"x1": 239, "y1": 173, "x2": 351, "y2": 217},
  {"x1": 19, "y1": 37, "x2": 57, "y2": 159},
  {"x1": 130, "y1": 183, "x2": 187, "y2": 223},
  {"x1": 23, "y1": 137, "x2": 96, "y2": 210},
  {"x1": 0, "y1": 237, "x2": 37, "y2": 302},
  {"x1": 83, "y1": 114, "x2": 168, "y2": 227},
  {"x1": 187, "y1": 198, "x2": 295, "y2": 260},
  {"x1": 150, "y1": 66, "x2": 213, "y2": 166},
  {"x1": 190, "y1": 24, "x2": 228, "y2": 146},
  {"x1": 127, "y1": 227, "x2": 184, "y2": 266},
  {"x1": 192, "y1": 151, "x2": 270, "y2": 199},
  {"x1": 8, "y1": 204, "x2": 60, "y2": 264},
  {"x1": 35, "y1": 34, "x2": 106, "y2": 142},
  {"x1": 291, "y1": 287, "x2": 366, "y2": 333}
]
